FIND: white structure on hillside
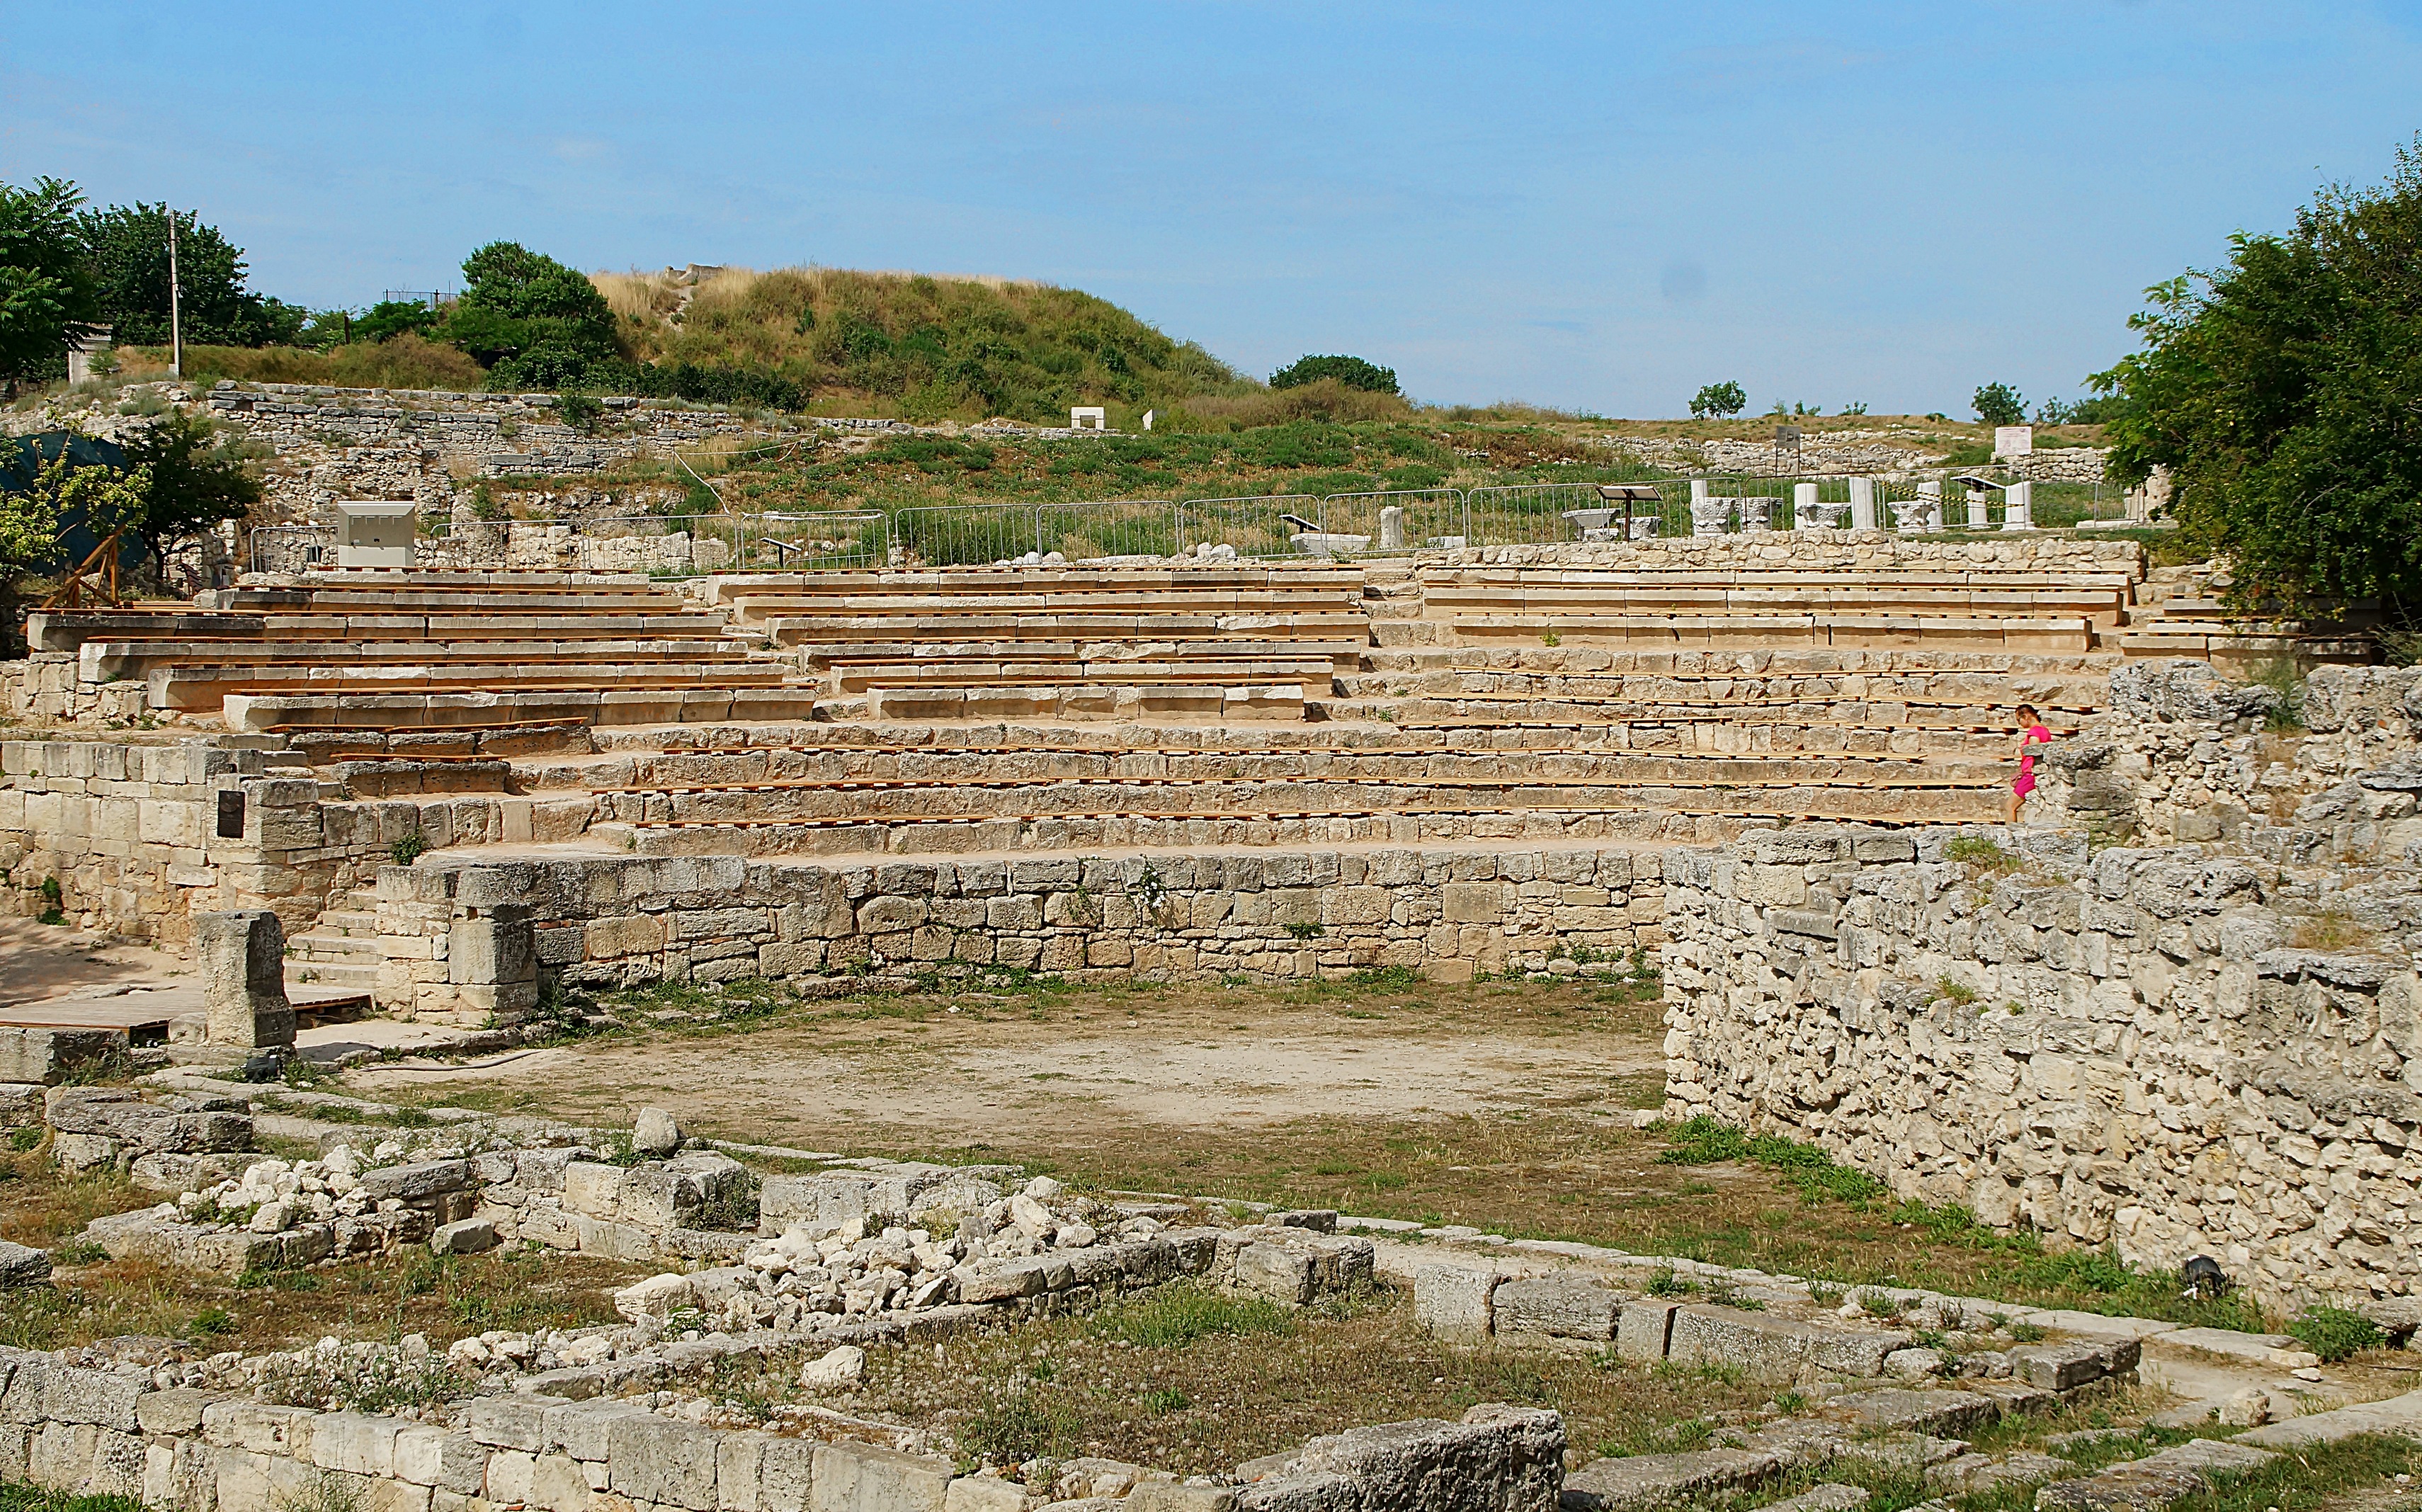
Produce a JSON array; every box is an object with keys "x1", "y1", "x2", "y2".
[
  {"x1": 1069, "y1": 407, "x2": 1107, "y2": 431},
  {"x1": 334, "y1": 501, "x2": 416, "y2": 569}
]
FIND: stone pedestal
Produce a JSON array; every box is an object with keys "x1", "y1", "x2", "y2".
[
  {"x1": 1849, "y1": 477, "x2": 1877, "y2": 531},
  {"x1": 195, "y1": 910, "x2": 295, "y2": 1049},
  {"x1": 1377, "y1": 506, "x2": 1406, "y2": 551},
  {"x1": 1792, "y1": 482, "x2": 1819, "y2": 530},
  {"x1": 1688, "y1": 481, "x2": 1730, "y2": 536},
  {"x1": 448, "y1": 904, "x2": 540, "y2": 1020},
  {"x1": 2003, "y1": 480, "x2": 2037, "y2": 530},
  {"x1": 1736, "y1": 496, "x2": 1775, "y2": 532}
]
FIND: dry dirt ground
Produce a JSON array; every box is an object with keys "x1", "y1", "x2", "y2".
[{"x1": 355, "y1": 974, "x2": 1662, "y2": 1144}]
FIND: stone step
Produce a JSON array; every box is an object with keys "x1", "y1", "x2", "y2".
[
  {"x1": 312, "y1": 909, "x2": 378, "y2": 936},
  {"x1": 289, "y1": 932, "x2": 380, "y2": 962},
  {"x1": 285, "y1": 960, "x2": 380, "y2": 990}
]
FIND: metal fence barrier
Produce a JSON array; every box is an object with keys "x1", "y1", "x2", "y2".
[{"x1": 241, "y1": 474, "x2": 2019, "y2": 579}]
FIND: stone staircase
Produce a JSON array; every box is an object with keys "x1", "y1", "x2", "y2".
[{"x1": 286, "y1": 887, "x2": 382, "y2": 992}]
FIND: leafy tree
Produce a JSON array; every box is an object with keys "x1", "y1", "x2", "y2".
[
  {"x1": 0, "y1": 443, "x2": 147, "y2": 645},
  {"x1": 1688, "y1": 380, "x2": 1746, "y2": 419},
  {"x1": 76, "y1": 202, "x2": 297, "y2": 346},
  {"x1": 116, "y1": 410, "x2": 261, "y2": 579},
  {"x1": 1971, "y1": 382, "x2": 2026, "y2": 427},
  {"x1": 0, "y1": 177, "x2": 99, "y2": 395},
  {"x1": 1269, "y1": 353, "x2": 1399, "y2": 394},
  {"x1": 447, "y1": 241, "x2": 618, "y2": 379},
  {"x1": 2033, "y1": 395, "x2": 2122, "y2": 426},
  {"x1": 2095, "y1": 137, "x2": 2422, "y2": 616},
  {"x1": 353, "y1": 299, "x2": 444, "y2": 346}
]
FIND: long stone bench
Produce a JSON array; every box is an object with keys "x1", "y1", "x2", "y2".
[
  {"x1": 83, "y1": 639, "x2": 756, "y2": 683},
  {"x1": 224, "y1": 686, "x2": 829, "y2": 732},
  {"x1": 1442, "y1": 614, "x2": 2098, "y2": 652},
  {"x1": 152, "y1": 661, "x2": 804, "y2": 710}
]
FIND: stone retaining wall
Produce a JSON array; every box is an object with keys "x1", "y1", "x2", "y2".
[
  {"x1": 370, "y1": 844, "x2": 1661, "y2": 1017},
  {"x1": 0, "y1": 1348, "x2": 1559, "y2": 1512},
  {"x1": 1661, "y1": 823, "x2": 2422, "y2": 1309},
  {"x1": 0, "y1": 741, "x2": 251, "y2": 944}
]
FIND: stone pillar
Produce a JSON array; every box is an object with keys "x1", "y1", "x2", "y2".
[
  {"x1": 196, "y1": 909, "x2": 295, "y2": 1049},
  {"x1": 448, "y1": 904, "x2": 540, "y2": 1020},
  {"x1": 2003, "y1": 480, "x2": 2036, "y2": 530},
  {"x1": 1792, "y1": 482, "x2": 1819, "y2": 530},
  {"x1": 1688, "y1": 481, "x2": 1730, "y2": 536},
  {"x1": 1377, "y1": 506, "x2": 1406, "y2": 551},
  {"x1": 1848, "y1": 477, "x2": 1877, "y2": 531},
  {"x1": 1963, "y1": 485, "x2": 1991, "y2": 530}
]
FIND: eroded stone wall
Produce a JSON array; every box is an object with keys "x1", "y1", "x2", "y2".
[
  {"x1": 370, "y1": 844, "x2": 1663, "y2": 1017},
  {"x1": 1440, "y1": 534, "x2": 2143, "y2": 574},
  {"x1": 1661, "y1": 823, "x2": 2422, "y2": 1309}
]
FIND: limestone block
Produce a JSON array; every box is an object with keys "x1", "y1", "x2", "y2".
[
  {"x1": 135, "y1": 1387, "x2": 217, "y2": 1437},
  {"x1": 195, "y1": 909, "x2": 295, "y2": 1048},
  {"x1": 608, "y1": 1413, "x2": 725, "y2": 1509},
  {"x1": 808, "y1": 1439, "x2": 951, "y2": 1512},
  {"x1": 762, "y1": 1436, "x2": 817, "y2": 1512},
  {"x1": 394, "y1": 1427, "x2": 487, "y2": 1494},
  {"x1": 1667, "y1": 1304, "x2": 1911, "y2": 1380},
  {"x1": 1494, "y1": 1275, "x2": 1620, "y2": 1341},
  {"x1": 717, "y1": 1429, "x2": 770, "y2": 1512},
  {"x1": 1236, "y1": 1405, "x2": 1564, "y2": 1512},
  {"x1": 312, "y1": 1411, "x2": 405, "y2": 1476},
  {"x1": 1412, "y1": 1264, "x2": 1499, "y2": 1342},
  {"x1": 1561, "y1": 1446, "x2": 1785, "y2": 1511}
]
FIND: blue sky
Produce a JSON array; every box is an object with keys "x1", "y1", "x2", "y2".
[{"x1": 5, "y1": 1, "x2": 2417, "y2": 417}]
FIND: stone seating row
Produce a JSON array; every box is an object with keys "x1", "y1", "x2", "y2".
[
  {"x1": 1440, "y1": 615, "x2": 2099, "y2": 652},
  {"x1": 152, "y1": 658, "x2": 805, "y2": 711},
  {"x1": 223, "y1": 686, "x2": 828, "y2": 733},
  {"x1": 79, "y1": 637, "x2": 753, "y2": 684},
  {"x1": 596, "y1": 782, "x2": 2004, "y2": 858},
  {"x1": 766, "y1": 613, "x2": 1372, "y2": 649},
  {"x1": 1421, "y1": 585, "x2": 2130, "y2": 624}
]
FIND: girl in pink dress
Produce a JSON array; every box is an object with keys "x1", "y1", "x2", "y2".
[{"x1": 2007, "y1": 703, "x2": 2052, "y2": 822}]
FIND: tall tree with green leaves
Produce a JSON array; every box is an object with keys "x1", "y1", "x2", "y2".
[
  {"x1": 0, "y1": 177, "x2": 100, "y2": 395},
  {"x1": 76, "y1": 202, "x2": 305, "y2": 347},
  {"x1": 117, "y1": 411, "x2": 261, "y2": 579},
  {"x1": 1971, "y1": 382, "x2": 2025, "y2": 427},
  {"x1": 2096, "y1": 137, "x2": 2422, "y2": 618},
  {"x1": 446, "y1": 241, "x2": 619, "y2": 385}
]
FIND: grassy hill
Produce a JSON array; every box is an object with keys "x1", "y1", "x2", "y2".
[
  {"x1": 594, "y1": 266, "x2": 1270, "y2": 425},
  {"x1": 127, "y1": 264, "x2": 1351, "y2": 428}
]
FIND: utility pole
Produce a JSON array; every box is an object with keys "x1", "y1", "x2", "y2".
[{"x1": 167, "y1": 206, "x2": 183, "y2": 380}]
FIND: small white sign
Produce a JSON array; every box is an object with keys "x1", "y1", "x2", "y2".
[{"x1": 1994, "y1": 425, "x2": 2033, "y2": 457}]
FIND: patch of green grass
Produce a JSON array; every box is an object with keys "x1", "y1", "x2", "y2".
[
  {"x1": 1936, "y1": 977, "x2": 1979, "y2": 1005},
  {"x1": 955, "y1": 1380, "x2": 1079, "y2": 1467},
  {"x1": 1943, "y1": 836, "x2": 2021, "y2": 873},
  {"x1": 2288, "y1": 1306, "x2": 2384, "y2": 1363},
  {"x1": 0, "y1": 1482, "x2": 150, "y2": 1512},
  {"x1": 1654, "y1": 1118, "x2": 1887, "y2": 1205},
  {"x1": 1096, "y1": 1283, "x2": 1297, "y2": 1348}
]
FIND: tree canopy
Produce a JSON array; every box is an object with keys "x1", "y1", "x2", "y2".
[
  {"x1": 1270, "y1": 354, "x2": 1399, "y2": 394},
  {"x1": 78, "y1": 202, "x2": 306, "y2": 347},
  {"x1": 1689, "y1": 380, "x2": 1746, "y2": 419},
  {"x1": 2096, "y1": 137, "x2": 2422, "y2": 618},
  {"x1": 1972, "y1": 382, "x2": 2025, "y2": 427},
  {"x1": 448, "y1": 241, "x2": 619, "y2": 381},
  {"x1": 117, "y1": 411, "x2": 261, "y2": 576},
  {"x1": 0, "y1": 178, "x2": 98, "y2": 394}
]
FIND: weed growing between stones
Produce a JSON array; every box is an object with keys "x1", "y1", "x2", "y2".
[
  {"x1": 2290, "y1": 1306, "x2": 2387, "y2": 1362},
  {"x1": 0, "y1": 1483, "x2": 147, "y2": 1512},
  {"x1": 1943, "y1": 836, "x2": 2023, "y2": 874},
  {"x1": 268, "y1": 1471, "x2": 368, "y2": 1512}
]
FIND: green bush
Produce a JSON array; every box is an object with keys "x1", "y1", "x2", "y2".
[
  {"x1": 1689, "y1": 380, "x2": 1746, "y2": 419},
  {"x1": 1972, "y1": 382, "x2": 2026, "y2": 426},
  {"x1": 2290, "y1": 1306, "x2": 2384, "y2": 1362},
  {"x1": 1270, "y1": 354, "x2": 1399, "y2": 394}
]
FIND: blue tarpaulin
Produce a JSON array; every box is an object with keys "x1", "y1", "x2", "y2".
[{"x1": 1, "y1": 431, "x2": 144, "y2": 572}]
